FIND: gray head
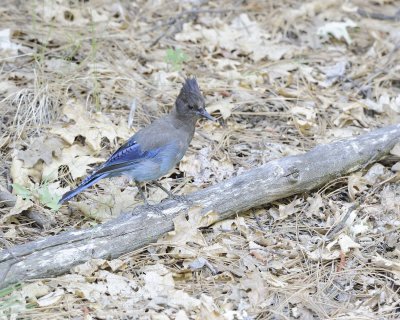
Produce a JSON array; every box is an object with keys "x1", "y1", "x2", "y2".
[{"x1": 175, "y1": 78, "x2": 215, "y2": 121}]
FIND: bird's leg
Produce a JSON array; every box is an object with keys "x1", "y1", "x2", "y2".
[
  {"x1": 152, "y1": 181, "x2": 189, "y2": 203},
  {"x1": 152, "y1": 181, "x2": 173, "y2": 197},
  {"x1": 135, "y1": 181, "x2": 165, "y2": 215}
]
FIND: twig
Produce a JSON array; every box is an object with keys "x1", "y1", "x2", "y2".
[
  {"x1": 325, "y1": 203, "x2": 358, "y2": 240},
  {"x1": 24, "y1": 211, "x2": 56, "y2": 229},
  {"x1": 128, "y1": 99, "x2": 137, "y2": 128},
  {"x1": 357, "y1": 8, "x2": 400, "y2": 21}
]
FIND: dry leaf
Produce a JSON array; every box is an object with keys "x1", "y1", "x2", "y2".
[
  {"x1": 51, "y1": 99, "x2": 131, "y2": 151},
  {"x1": 350, "y1": 216, "x2": 370, "y2": 236},
  {"x1": 0, "y1": 28, "x2": 20, "y2": 56},
  {"x1": 71, "y1": 183, "x2": 138, "y2": 221},
  {"x1": 160, "y1": 208, "x2": 207, "y2": 247},
  {"x1": 306, "y1": 194, "x2": 324, "y2": 218},
  {"x1": 10, "y1": 157, "x2": 42, "y2": 187},
  {"x1": 317, "y1": 20, "x2": 357, "y2": 45},
  {"x1": 180, "y1": 147, "x2": 234, "y2": 186},
  {"x1": 326, "y1": 234, "x2": 361, "y2": 254},
  {"x1": 2, "y1": 196, "x2": 33, "y2": 222},
  {"x1": 97, "y1": 270, "x2": 138, "y2": 297},
  {"x1": 35, "y1": 0, "x2": 89, "y2": 26},
  {"x1": 392, "y1": 162, "x2": 400, "y2": 172},
  {"x1": 337, "y1": 234, "x2": 361, "y2": 253},
  {"x1": 363, "y1": 163, "x2": 389, "y2": 185},
  {"x1": 17, "y1": 136, "x2": 63, "y2": 167},
  {"x1": 379, "y1": 93, "x2": 400, "y2": 114},
  {"x1": 307, "y1": 247, "x2": 340, "y2": 261},
  {"x1": 140, "y1": 264, "x2": 175, "y2": 299},
  {"x1": 318, "y1": 59, "x2": 347, "y2": 87},
  {"x1": 390, "y1": 143, "x2": 400, "y2": 157},
  {"x1": 199, "y1": 294, "x2": 223, "y2": 320},
  {"x1": 261, "y1": 271, "x2": 288, "y2": 288},
  {"x1": 275, "y1": 199, "x2": 303, "y2": 221},
  {"x1": 348, "y1": 172, "x2": 368, "y2": 201},
  {"x1": 71, "y1": 259, "x2": 107, "y2": 276},
  {"x1": 42, "y1": 144, "x2": 104, "y2": 181},
  {"x1": 291, "y1": 106, "x2": 317, "y2": 133},
  {"x1": 240, "y1": 271, "x2": 267, "y2": 306},
  {"x1": 372, "y1": 255, "x2": 400, "y2": 285},
  {"x1": 21, "y1": 282, "x2": 50, "y2": 300},
  {"x1": 199, "y1": 210, "x2": 220, "y2": 227},
  {"x1": 176, "y1": 14, "x2": 297, "y2": 62},
  {"x1": 175, "y1": 310, "x2": 190, "y2": 320},
  {"x1": 212, "y1": 217, "x2": 249, "y2": 234},
  {"x1": 207, "y1": 100, "x2": 235, "y2": 119},
  {"x1": 37, "y1": 289, "x2": 64, "y2": 307},
  {"x1": 168, "y1": 290, "x2": 201, "y2": 311}
]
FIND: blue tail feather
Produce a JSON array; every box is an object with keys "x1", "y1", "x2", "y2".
[{"x1": 58, "y1": 173, "x2": 107, "y2": 204}]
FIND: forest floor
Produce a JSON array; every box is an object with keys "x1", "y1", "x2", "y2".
[{"x1": 0, "y1": 0, "x2": 400, "y2": 319}]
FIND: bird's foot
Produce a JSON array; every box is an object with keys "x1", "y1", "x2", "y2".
[{"x1": 152, "y1": 181, "x2": 190, "y2": 204}]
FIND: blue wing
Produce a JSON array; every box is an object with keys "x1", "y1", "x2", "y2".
[
  {"x1": 94, "y1": 140, "x2": 162, "y2": 176},
  {"x1": 105, "y1": 138, "x2": 144, "y2": 165}
]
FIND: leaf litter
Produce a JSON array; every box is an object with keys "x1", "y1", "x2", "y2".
[{"x1": 0, "y1": 0, "x2": 400, "y2": 319}]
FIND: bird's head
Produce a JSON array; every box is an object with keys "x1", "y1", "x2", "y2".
[{"x1": 175, "y1": 77, "x2": 215, "y2": 121}]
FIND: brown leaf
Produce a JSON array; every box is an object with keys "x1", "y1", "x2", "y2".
[
  {"x1": 51, "y1": 99, "x2": 131, "y2": 152},
  {"x1": 42, "y1": 144, "x2": 104, "y2": 181},
  {"x1": 17, "y1": 136, "x2": 62, "y2": 167}
]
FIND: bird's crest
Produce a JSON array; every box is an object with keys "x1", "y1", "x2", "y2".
[{"x1": 180, "y1": 77, "x2": 201, "y2": 97}]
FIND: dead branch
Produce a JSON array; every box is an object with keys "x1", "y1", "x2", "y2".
[
  {"x1": 357, "y1": 8, "x2": 400, "y2": 21},
  {"x1": 0, "y1": 124, "x2": 399, "y2": 289}
]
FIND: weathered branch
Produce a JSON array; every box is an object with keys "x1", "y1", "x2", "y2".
[{"x1": 0, "y1": 124, "x2": 399, "y2": 288}]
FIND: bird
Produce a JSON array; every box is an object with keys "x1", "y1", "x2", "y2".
[{"x1": 58, "y1": 77, "x2": 215, "y2": 205}]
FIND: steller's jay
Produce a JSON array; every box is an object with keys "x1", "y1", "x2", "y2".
[{"x1": 58, "y1": 77, "x2": 215, "y2": 205}]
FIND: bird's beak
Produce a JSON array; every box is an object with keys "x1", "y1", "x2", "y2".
[{"x1": 198, "y1": 108, "x2": 217, "y2": 121}]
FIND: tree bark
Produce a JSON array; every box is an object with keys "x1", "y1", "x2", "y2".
[{"x1": 0, "y1": 124, "x2": 399, "y2": 289}]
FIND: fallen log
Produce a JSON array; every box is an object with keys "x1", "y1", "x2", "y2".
[{"x1": 0, "y1": 124, "x2": 399, "y2": 288}]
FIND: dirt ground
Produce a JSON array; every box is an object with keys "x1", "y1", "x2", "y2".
[{"x1": 0, "y1": 0, "x2": 400, "y2": 319}]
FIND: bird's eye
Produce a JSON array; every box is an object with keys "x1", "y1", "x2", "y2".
[{"x1": 188, "y1": 105, "x2": 194, "y2": 110}]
